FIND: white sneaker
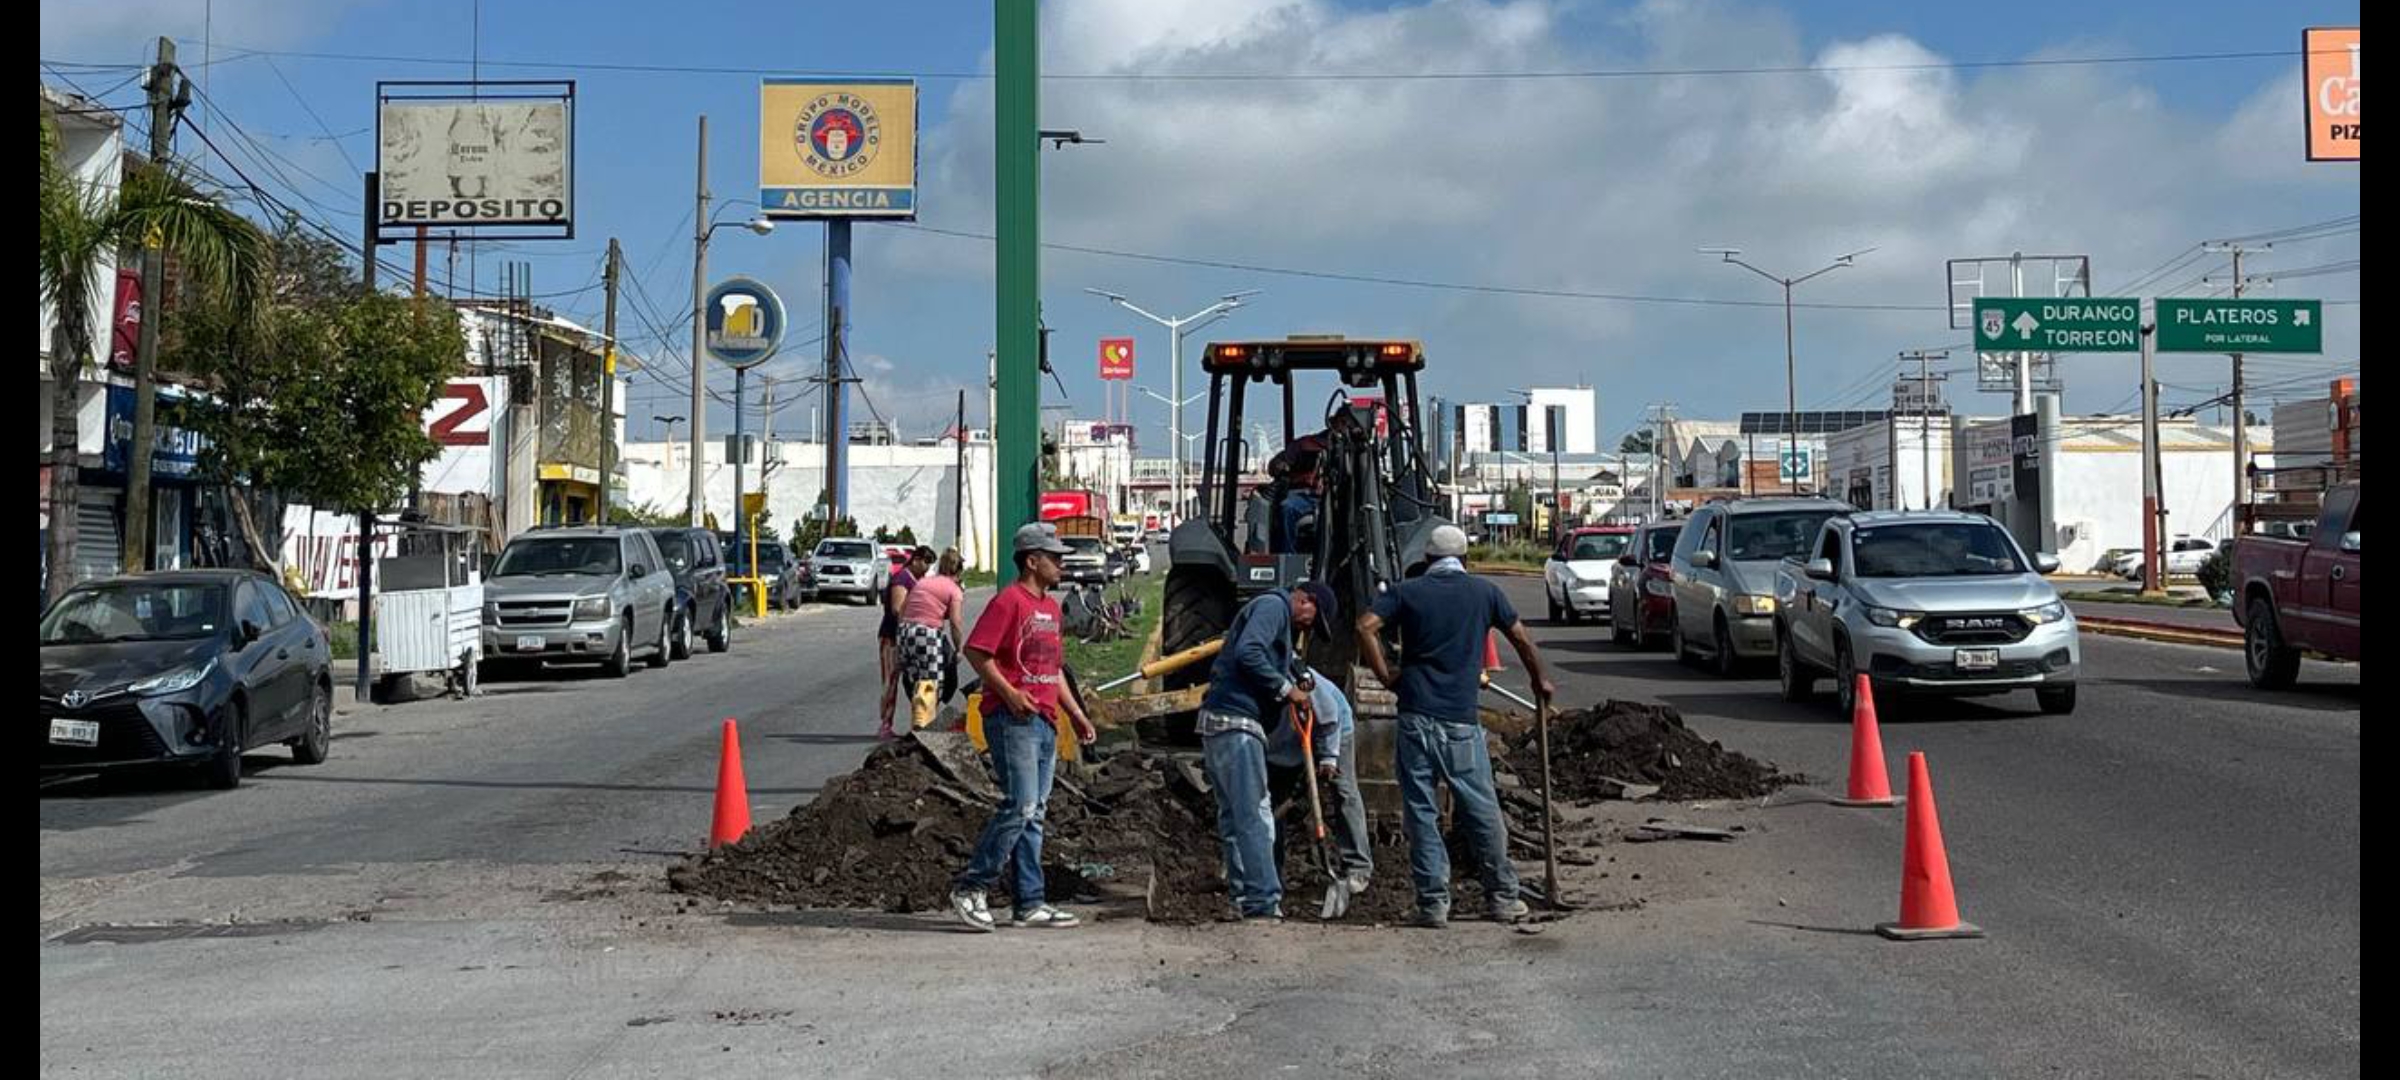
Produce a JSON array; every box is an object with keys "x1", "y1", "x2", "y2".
[
  {"x1": 1011, "y1": 904, "x2": 1082, "y2": 928},
  {"x1": 951, "y1": 890, "x2": 995, "y2": 933}
]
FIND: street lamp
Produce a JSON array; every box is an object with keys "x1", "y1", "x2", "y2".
[
  {"x1": 654, "y1": 413, "x2": 687, "y2": 470},
  {"x1": 1701, "y1": 245, "x2": 1874, "y2": 493},
  {"x1": 1087, "y1": 287, "x2": 1260, "y2": 529},
  {"x1": 687, "y1": 177, "x2": 777, "y2": 525}
]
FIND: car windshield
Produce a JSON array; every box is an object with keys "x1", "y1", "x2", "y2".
[
  {"x1": 1726, "y1": 511, "x2": 1843, "y2": 562},
  {"x1": 652, "y1": 532, "x2": 694, "y2": 572},
  {"x1": 818, "y1": 540, "x2": 875, "y2": 560},
  {"x1": 495, "y1": 537, "x2": 622, "y2": 577},
  {"x1": 1065, "y1": 537, "x2": 1104, "y2": 555},
  {"x1": 42, "y1": 582, "x2": 226, "y2": 644},
  {"x1": 1644, "y1": 527, "x2": 1683, "y2": 562},
  {"x1": 1852, "y1": 523, "x2": 2026, "y2": 577},
  {"x1": 1569, "y1": 534, "x2": 1632, "y2": 561}
]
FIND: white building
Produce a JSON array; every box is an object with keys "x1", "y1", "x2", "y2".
[
  {"x1": 1524, "y1": 386, "x2": 1597, "y2": 455},
  {"x1": 1057, "y1": 420, "x2": 1136, "y2": 513},
  {"x1": 621, "y1": 436, "x2": 1001, "y2": 571},
  {"x1": 1826, "y1": 417, "x2": 1955, "y2": 513},
  {"x1": 1950, "y1": 416, "x2": 2269, "y2": 573},
  {"x1": 39, "y1": 85, "x2": 130, "y2": 582}
]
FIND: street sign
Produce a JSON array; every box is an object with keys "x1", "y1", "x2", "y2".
[
  {"x1": 1779, "y1": 446, "x2": 1813, "y2": 484},
  {"x1": 704, "y1": 277, "x2": 786, "y2": 368},
  {"x1": 2156, "y1": 299, "x2": 2324, "y2": 354},
  {"x1": 1098, "y1": 337, "x2": 1135, "y2": 381},
  {"x1": 1973, "y1": 298, "x2": 2141, "y2": 352},
  {"x1": 743, "y1": 492, "x2": 768, "y2": 522},
  {"x1": 1485, "y1": 512, "x2": 1521, "y2": 526}
]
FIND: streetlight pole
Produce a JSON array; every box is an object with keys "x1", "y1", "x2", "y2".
[
  {"x1": 1701, "y1": 246, "x2": 1874, "y2": 494},
  {"x1": 686, "y1": 187, "x2": 774, "y2": 529},
  {"x1": 1088, "y1": 288, "x2": 1259, "y2": 528},
  {"x1": 654, "y1": 415, "x2": 686, "y2": 475}
]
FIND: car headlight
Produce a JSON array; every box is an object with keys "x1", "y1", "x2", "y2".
[
  {"x1": 483, "y1": 601, "x2": 500, "y2": 621},
  {"x1": 1645, "y1": 578, "x2": 1673, "y2": 597},
  {"x1": 574, "y1": 596, "x2": 613, "y2": 620},
  {"x1": 1733, "y1": 594, "x2": 1778, "y2": 616},
  {"x1": 2021, "y1": 601, "x2": 2070, "y2": 625},
  {"x1": 1862, "y1": 605, "x2": 1923, "y2": 630},
  {"x1": 129, "y1": 659, "x2": 216, "y2": 697}
]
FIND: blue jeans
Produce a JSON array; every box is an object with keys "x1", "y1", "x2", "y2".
[
  {"x1": 1395, "y1": 711, "x2": 1519, "y2": 910},
  {"x1": 956, "y1": 709, "x2": 1057, "y2": 914},
  {"x1": 1203, "y1": 729, "x2": 1281, "y2": 916}
]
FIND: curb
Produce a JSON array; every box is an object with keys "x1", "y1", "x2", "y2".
[
  {"x1": 1468, "y1": 563, "x2": 1543, "y2": 578},
  {"x1": 2075, "y1": 615, "x2": 2241, "y2": 650}
]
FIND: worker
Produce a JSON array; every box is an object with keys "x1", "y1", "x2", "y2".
[
  {"x1": 949, "y1": 523, "x2": 1099, "y2": 933},
  {"x1": 1356, "y1": 523, "x2": 1556, "y2": 928},
  {"x1": 1196, "y1": 579, "x2": 1338, "y2": 921},
  {"x1": 1265, "y1": 665, "x2": 1373, "y2": 897}
]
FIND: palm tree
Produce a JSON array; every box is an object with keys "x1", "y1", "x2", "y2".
[{"x1": 41, "y1": 101, "x2": 264, "y2": 603}]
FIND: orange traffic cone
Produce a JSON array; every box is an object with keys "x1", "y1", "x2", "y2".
[
  {"x1": 1877, "y1": 752, "x2": 1982, "y2": 940},
  {"x1": 1834, "y1": 674, "x2": 1898, "y2": 808},
  {"x1": 709, "y1": 718, "x2": 752, "y2": 849},
  {"x1": 1483, "y1": 630, "x2": 1505, "y2": 672}
]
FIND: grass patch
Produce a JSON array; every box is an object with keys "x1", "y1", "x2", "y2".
[
  {"x1": 325, "y1": 620, "x2": 360, "y2": 660},
  {"x1": 2062, "y1": 591, "x2": 2224, "y2": 610},
  {"x1": 959, "y1": 569, "x2": 999, "y2": 589},
  {"x1": 1467, "y1": 543, "x2": 1548, "y2": 567},
  {"x1": 1064, "y1": 572, "x2": 1166, "y2": 687}
]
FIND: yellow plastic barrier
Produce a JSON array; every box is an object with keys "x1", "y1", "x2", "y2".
[{"x1": 963, "y1": 691, "x2": 1079, "y2": 763}]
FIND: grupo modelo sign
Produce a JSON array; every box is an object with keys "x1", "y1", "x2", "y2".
[
  {"x1": 758, "y1": 79, "x2": 918, "y2": 220},
  {"x1": 378, "y1": 95, "x2": 574, "y2": 229}
]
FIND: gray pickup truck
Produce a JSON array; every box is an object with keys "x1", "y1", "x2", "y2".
[{"x1": 1773, "y1": 510, "x2": 2079, "y2": 717}]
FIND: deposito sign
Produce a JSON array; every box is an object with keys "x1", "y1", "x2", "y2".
[
  {"x1": 2304, "y1": 27, "x2": 2361, "y2": 162},
  {"x1": 759, "y1": 79, "x2": 919, "y2": 219},
  {"x1": 1099, "y1": 338, "x2": 1135, "y2": 381},
  {"x1": 378, "y1": 99, "x2": 572, "y2": 227},
  {"x1": 1974, "y1": 297, "x2": 2142, "y2": 352},
  {"x1": 704, "y1": 277, "x2": 786, "y2": 368}
]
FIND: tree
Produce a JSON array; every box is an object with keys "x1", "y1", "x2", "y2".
[
  {"x1": 608, "y1": 501, "x2": 684, "y2": 528},
  {"x1": 1620, "y1": 430, "x2": 1655, "y2": 456},
  {"x1": 42, "y1": 104, "x2": 265, "y2": 602}
]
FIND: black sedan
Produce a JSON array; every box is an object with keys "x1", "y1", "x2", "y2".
[{"x1": 40, "y1": 570, "x2": 333, "y2": 789}]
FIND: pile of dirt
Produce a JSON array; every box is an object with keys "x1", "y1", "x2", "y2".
[
  {"x1": 669, "y1": 731, "x2": 1552, "y2": 924},
  {"x1": 1505, "y1": 699, "x2": 1798, "y2": 802}
]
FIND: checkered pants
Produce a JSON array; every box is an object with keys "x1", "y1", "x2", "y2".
[{"x1": 899, "y1": 623, "x2": 953, "y2": 688}]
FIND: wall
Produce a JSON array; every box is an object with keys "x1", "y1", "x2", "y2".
[
  {"x1": 1826, "y1": 421, "x2": 1952, "y2": 511},
  {"x1": 621, "y1": 439, "x2": 999, "y2": 571},
  {"x1": 1526, "y1": 387, "x2": 1597, "y2": 455}
]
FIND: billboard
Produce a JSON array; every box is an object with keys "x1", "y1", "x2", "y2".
[
  {"x1": 2305, "y1": 28, "x2": 2361, "y2": 162},
  {"x1": 377, "y1": 94, "x2": 573, "y2": 229},
  {"x1": 703, "y1": 278, "x2": 787, "y2": 369},
  {"x1": 1099, "y1": 338, "x2": 1135, "y2": 380},
  {"x1": 759, "y1": 79, "x2": 919, "y2": 219}
]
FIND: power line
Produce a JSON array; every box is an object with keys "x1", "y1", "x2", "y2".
[
  {"x1": 113, "y1": 43, "x2": 2329, "y2": 83},
  {"x1": 258, "y1": 55, "x2": 361, "y2": 174}
]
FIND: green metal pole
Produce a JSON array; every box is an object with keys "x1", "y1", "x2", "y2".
[{"x1": 995, "y1": 0, "x2": 1040, "y2": 584}]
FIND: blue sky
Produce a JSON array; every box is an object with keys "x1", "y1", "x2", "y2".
[{"x1": 43, "y1": 0, "x2": 2360, "y2": 454}]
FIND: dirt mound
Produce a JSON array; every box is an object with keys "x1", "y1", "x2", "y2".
[
  {"x1": 1506, "y1": 699, "x2": 1797, "y2": 802},
  {"x1": 669, "y1": 731, "x2": 1548, "y2": 923}
]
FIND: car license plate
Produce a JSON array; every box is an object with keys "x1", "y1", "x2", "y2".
[
  {"x1": 1955, "y1": 649, "x2": 2001, "y2": 672},
  {"x1": 515, "y1": 635, "x2": 546, "y2": 653},
  {"x1": 49, "y1": 719, "x2": 99, "y2": 747}
]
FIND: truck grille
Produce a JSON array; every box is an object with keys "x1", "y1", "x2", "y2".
[
  {"x1": 1913, "y1": 613, "x2": 2031, "y2": 645},
  {"x1": 496, "y1": 601, "x2": 574, "y2": 628}
]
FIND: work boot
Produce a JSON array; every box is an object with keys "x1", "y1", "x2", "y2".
[
  {"x1": 1409, "y1": 902, "x2": 1450, "y2": 930},
  {"x1": 950, "y1": 889, "x2": 995, "y2": 933},
  {"x1": 1487, "y1": 897, "x2": 1531, "y2": 924}
]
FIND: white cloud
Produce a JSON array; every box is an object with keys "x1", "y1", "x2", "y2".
[{"x1": 39, "y1": 0, "x2": 377, "y2": 63}]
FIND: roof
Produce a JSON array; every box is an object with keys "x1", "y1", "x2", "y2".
[
  {"x1": 1700, "y1": 496, "x2": 1854, "y2": 514},
  {"x1": 1843, "y1": 510, "x2": 1991, "y2": 527},
  {"x1": 1739, "y1": 411, "x2": 1891, "y2": 436}
]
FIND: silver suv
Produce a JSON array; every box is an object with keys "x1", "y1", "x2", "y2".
[
  {"x1": 1774, "y1": 510, "x2": 2078, "y2": 716},
  {"x1": 810, "y1": 538, "x2": 886, "y2": 605},
  {"x1": 481, "y1": 527, "x2": 678, "y2": 678},
  {"x1": 1669, "y1": 496, "x2": 1853, "y2": 675}
]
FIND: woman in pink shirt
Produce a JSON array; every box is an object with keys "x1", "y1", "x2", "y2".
[{"x1": 898, "y1": 548, "x2": 969, "y2": 729}]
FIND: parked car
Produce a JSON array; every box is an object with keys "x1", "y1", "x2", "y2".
[
  {"x1": 1775, "y1": 511, "x2": 2078, "y2": 716},
  {"x1": 481, "y1": 526, "x2": 677, "y2": 678},
  {"x1": 1543, "y1": 526, "x2": 1635, "y2": 624},
  {"x1": 731, "y1": 539, "x2": 806, "y2": 611},
  {"x1": 2233, "y1": 482, "x2": 2361, "y2": 688},
  {"x1": 1608, "y1": 521, "x2": 1685, "y2": 649},
  {"x1": 1669, "y1": 496, "x2": 1854, "y2": 675},
  {"x1": 646, "y1": 527, "x2": 733, "y2": 659},
  {"x1": 808, "y1": 538, "x2": 885, "y2": 605},
  {"x1": 1061, "y1": 534, "x2": 1113, "y2": 585},
  {"x1": 1125, "y1": 543, "x2": 1154, "y2": 575},
  {"x1": 41, "y1": 570, "x2": 333, "y2": 788},
  {"x1": 2114, "y1": 536, "x2": 2217, "y2": 579}
]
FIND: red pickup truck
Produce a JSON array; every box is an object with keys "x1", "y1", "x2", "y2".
[{"x1": 2232, "y1": 482, "x2": 2361, "y2": 687}]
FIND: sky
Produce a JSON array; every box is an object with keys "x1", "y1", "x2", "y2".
[{"x1": 41, "y1": 0, "x2": 2361, "y2": 457}]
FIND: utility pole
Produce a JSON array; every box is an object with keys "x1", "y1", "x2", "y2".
[
  {"x1": 954, "y1": 390, "x2": 967, "y2": 553},
  {"x1": 996, "y1": 1, "x2": 1040, "y2": 582},
  {"x1": 124, "y1": 37, "x2": 189, "y2": 572},
  {"x1": 600, "y1": 238, "x2": 620, "y2": 523},
  {"x1": 1899, "y1": 351, "x2": 1949, "y2": 510},
  {"x1": 2204, "y1": 242, "x2": 2269, "y2": 519},
  {"x1": 2140, "y1": 309, "x2": 2164, "y2": 595},
  {"x1": 687, "y1": 115, "x2": 709, "y2": 527}
]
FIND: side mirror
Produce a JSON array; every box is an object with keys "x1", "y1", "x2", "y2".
[
  {"x1": 1804, "y1": 558, "x2": 1836, "y2": 581},
  {"x1": 1618, "y1": 554, "x2": 1637, "y2": 567},
  {"x1": 2341, "y1": 531, "x2": 2361, "y2": 554},
  {"x1": 237, "y1": 620, "x2": 264, "y2": 648},
  {"x1": 1692, "y1": 550, "x2": 1717, "y2": 569},
  {"x1": 629, "y1": 565, "x2": 647, "y2": 580},
  {"x1": 2034, "y1": 553, "x2": 2062, "y2": 575}
]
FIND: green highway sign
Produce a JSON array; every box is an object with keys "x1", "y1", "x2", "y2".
[
  {"x1": 2156, "y1": 299, "x2": 2323, "y2": 354},
  {"x1": 1974, "y1": 298, "x2": 2142, "y2": 353}
]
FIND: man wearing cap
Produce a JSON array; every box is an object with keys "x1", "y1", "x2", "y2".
[
  {"x1": 1266, "y1": 664, "x2": 1373, "y2": 897},
  {"x1": 950, "y1": 523, "x2": 1099, "y2": 933},
  {"x1": 1196, "y1": 579, "x2": 1337, "y2": 920},
  {"x1": 1357, "y1": 524, "x2": 1556, "y2": 928}
]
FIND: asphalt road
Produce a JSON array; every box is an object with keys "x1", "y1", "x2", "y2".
[{"x1": 40, "y1": 572, "x2": 2358, "y2": 1078}]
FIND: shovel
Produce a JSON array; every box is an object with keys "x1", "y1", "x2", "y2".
[
  {"x1": 1292, "y1": 699, "x2": 1357, "y2": 919},
  {"x1": 1482, "y1": 675, "x2": 1563, "y2": 911}
]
